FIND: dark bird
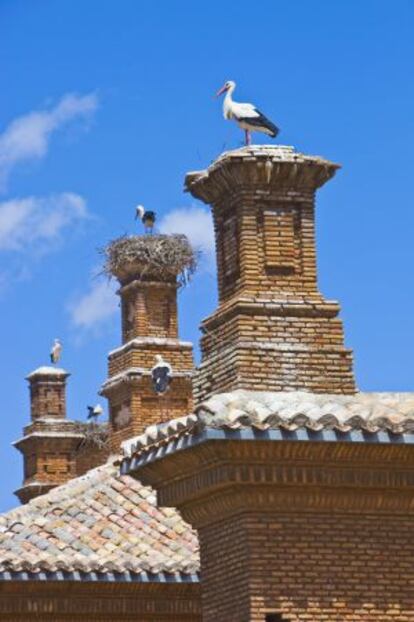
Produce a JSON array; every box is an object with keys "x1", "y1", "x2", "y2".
[
  {"x1": 135, "y1": 204, "x2": 156, "y2": 234},
  {"x1": 216, "y1": 80, "x2": 279, "y2": 146},
  {"x1": 87, "y1": 403, "x2": 104, "y2": 421},
  {"x1": 151, "y1": 354, "x2": 172, "y2": 394}
]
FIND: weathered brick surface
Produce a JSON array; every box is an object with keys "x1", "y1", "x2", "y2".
[
  {"x1": 28, "y1": 370, "x2": 69, "y2": 420},
  {"x1": 107, "y1": 375, "x2": 193, "y2": 453},
  {"x1": 199, "y1": 512, "x2": 414, "y2": 622},
  {"x1": 120, "y1": 280, "x2": 179, "y2": 342},
  {"x1": 185, "y1": 146, "x2": 356, "y2": 400},
  {"x1": 108, "y1": 341, "x2": 193, "y2": 377},
  {"x1": 75, "y1": 443, "x2": 110, "y2": 476}
]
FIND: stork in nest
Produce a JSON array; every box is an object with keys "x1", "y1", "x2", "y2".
[
  {"x1": 135, "y1": 204, "x2": 156, "y2": 234},
  {"x1": 87, "y1": 403, "x2": 104, "y2": 422}
]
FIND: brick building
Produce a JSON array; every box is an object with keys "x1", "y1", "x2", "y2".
[{"x1": 0, "y1": 144, "x2": 413, "y2": 621}]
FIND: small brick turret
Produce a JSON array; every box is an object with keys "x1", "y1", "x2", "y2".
[
  {"x1": 14, "y1": 367, "x2": 84, "y2": 504},
  {"x1": 100, "y1": 235, "x2": 194, "y2": 452},
  {"x1": 185, "y1": 145, "x2": 356, "y2": 400}
]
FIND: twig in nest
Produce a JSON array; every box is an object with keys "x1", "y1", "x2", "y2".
[
  {"x1": 73, "y1": 422, "x2": 110, "y2": 451},
  {"x1": 100, "y1": 234, "x2": 199, "y2": 286}
]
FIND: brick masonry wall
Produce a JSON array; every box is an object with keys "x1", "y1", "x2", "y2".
[
  {"x1": 75, "y1": 444, "x2": 110, "y2": 476},
  {"x1": 211, "y1": 191, "x2": 321, "y2": 304},
  {"x1": 120, "y1": 281, "x2": 179, "y2": 342},
  {"x1": 196, "y1": 310, "x2": 354, "y2": 399},
  {"x1": 108, "y1": 375, "x2": 193, "y2": 452},
  {"x1": 29, "y1": 377, "x2": 68, "y2": 420},
  {"x1": 108, "y1": 343, "x2": 193, "y2": 377},
  {"x1": 198, "y1": 511, "x2": 414, "y2": 622}
]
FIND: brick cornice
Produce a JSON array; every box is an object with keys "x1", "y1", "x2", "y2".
[
  {"x1": 134, "y1": 438, "x2": 414, "y2": 523},
  {"x1": 118, "y1": 279, "x2": 179, "y2": 295},
  {"x1": 108, "y1": 337, "x2": 194, "y2": 359},
  {"x1": 0, "y1": 580, "x2": 201, "y2": 619},
  {"x1": 200, "y1": 298, "x2": 341, "y2": 332},
  {"x1": 185, "y1": 146, "x2": 339, "y2": 204}
]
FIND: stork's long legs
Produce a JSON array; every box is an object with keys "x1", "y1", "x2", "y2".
[{"x1": 245, "y1": 130, "x2": 251, "y2": 146}]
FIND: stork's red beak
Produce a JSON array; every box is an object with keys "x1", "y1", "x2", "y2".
[{"x1": 215, "y1": 84, "x2": 228, "y2": 97}]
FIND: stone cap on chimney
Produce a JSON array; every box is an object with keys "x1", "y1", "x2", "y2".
[
  {"x1": 185, "y1": 145, "x2": 340, "y2": 204},
  {"x1": 26, "y1": 367, "x2": 69, "y2": 381}
]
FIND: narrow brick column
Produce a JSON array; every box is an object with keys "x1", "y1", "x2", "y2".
[
  {"x1": 14, "y1": 367, "x2": 84, "y2": 504},
  {"x1": 101, "y1": 236, "x2": 194, "y2": 452},
  {"x1": 185, "y1": 145, "x2": 356, "y2": 400}
]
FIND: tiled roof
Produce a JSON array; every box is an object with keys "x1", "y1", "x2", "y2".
[
  {"x1": 122, "y1": 390, "x2": 414, "y2": 458},
  {"x1": 198, "y1": 390, "x2": 414, "y2": 432},
  {"x1": 0, "y1": 460, "x2": 199, "y2": 577}
]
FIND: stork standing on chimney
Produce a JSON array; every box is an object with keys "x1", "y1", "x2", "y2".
[
  {"x1": 135, "y1": 204, "x2": 156, "y2": 234},
  {"x1": 50, "y1": 339, "x2": 62, "y2": 365},
  {"x1": 216, "y1": 80, "x2": 280, "y2": 146}
]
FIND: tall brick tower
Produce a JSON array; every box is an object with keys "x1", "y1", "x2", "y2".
[
  {"x1": 100, "y1": 234, "x2": 195, "y2": 452},
  {"x1": 14, "y1": 367, "x2": 84, "y2": 504},
  {"x1": 185, "y1": 145, "x2": 356, "y2": 399}
]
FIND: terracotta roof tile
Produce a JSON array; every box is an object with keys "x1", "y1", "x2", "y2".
[
  {"x1": 0, "y1": 460, "x2": 199, "y2": 576},
  {"x1": 122, "y1": 390, "x2": 414, "y2": 459}
]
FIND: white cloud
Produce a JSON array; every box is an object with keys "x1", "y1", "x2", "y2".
[
  {"x1": 159, "y1": 206, "x2": 215, "y2": 268},
  {"x1": 69, "y1": 278, "x2": 118, "y2": 331},
  {"x1": 0, "y1": 193, "x2": 88, "y2": 252},
  {"x1": 0, "y1": 92, "x2": 98, "y2": 189}
]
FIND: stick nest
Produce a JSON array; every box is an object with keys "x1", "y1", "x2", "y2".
[
  {"x1": 74, "y1": 422, "x2": 110, "y2": 450},
  {"x1": 101, "y1": 234, "x2": 198, "y2": 286}
]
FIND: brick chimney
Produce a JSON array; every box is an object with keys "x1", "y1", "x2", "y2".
[
  {"x1": 14, "y1": 367, "x2": 84, "y2": 504},
  {"x1": 185, "y1": 145, "x2": 356, "y2": 400},
  {"x1": 100, "y1": 235, "x2": 194, "y2": 452}
]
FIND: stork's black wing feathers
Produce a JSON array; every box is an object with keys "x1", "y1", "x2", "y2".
[
  {"x1": 87, "y1": 405, "x2": 95, "y2": 419},
  {"x1": 239, "y1": 109, "x2": 279, "y2": 137},
  {"x1": 151, "y1": 365, "x2": 171, "y2": 394},
  {"x1": 152, "y1": 365, "x2": 170, "y2": 379},
  {"x1": 144, "y1": 211, "x2": 156, "y2": 222}
]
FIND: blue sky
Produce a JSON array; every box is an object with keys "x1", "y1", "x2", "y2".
[{"x1": 0, "y1": 0, "x2": 413, "y2": 511}]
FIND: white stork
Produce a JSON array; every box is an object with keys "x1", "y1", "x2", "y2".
[
  {"x1": 216, "y1": 80, "x2": 279, "y2": 146},
  {"x1": 87, "y1": 403, "x2": 104, "y2": 421},
  {"x1": 151, "y1": 354, "x2": 172, "y2": 394},
  {"x1": 50, "y1": 338, "x2": 62, "y2": 365},
  {"x1": 135, "y1": 204, "x2": 156, "y2": 234}
]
